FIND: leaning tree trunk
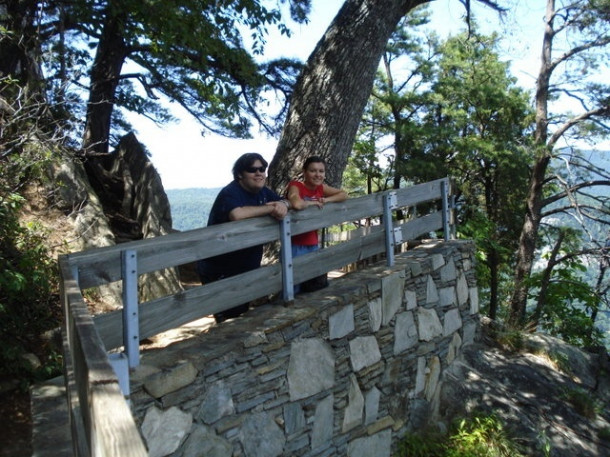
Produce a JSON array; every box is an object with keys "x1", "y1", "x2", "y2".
[{"x1": 268, "y1": 0, "x2": 430, "y2": 192}]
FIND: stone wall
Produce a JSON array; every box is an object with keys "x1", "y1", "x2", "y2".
[{"x1": 129, "y1": 240, "x2": 480, "y2": 457}]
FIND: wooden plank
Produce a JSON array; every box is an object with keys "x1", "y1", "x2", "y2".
[
  {"x1": 324, "y1": 224, "x2": 383, "y2": 243},
  {"x1": 288, "y1": 192, "x2": 386, "y2": 237},
  {"x1": 62, "y1": 322, "x2": 89, "y2": 457},
  {"x1": 91, "y1": 383, "x2": 148, "y2": 457},
  {"x1": 397, "y1": 211, "x2": 444, "y2": 241},
  {"x1": 95, "y1": 264, "x2": 283, "y2": 349},
  {"x1": 59, "y1": 258, "x2": 147, "y2": 456},
  {"x1": 394, "y1": 178, "x2": 447, "y2": 208},
  {"x1": 293, "y1": 230, "x2": 387, "y2": 282},
  {"x1": 70, "y1": 216, "x2": 280, "y2": 289}
]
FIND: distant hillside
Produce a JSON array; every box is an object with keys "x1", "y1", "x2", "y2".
[{"x1": 166, "y1": 187, "x2": 220, "y2": 231}]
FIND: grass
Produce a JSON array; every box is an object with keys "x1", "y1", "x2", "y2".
[{"x1": 395, "y1": 413, "x2": 526, "y2": 457}]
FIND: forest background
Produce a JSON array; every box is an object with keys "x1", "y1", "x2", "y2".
[{"x1": 1, "y1": 0, "x2": 609, "y2": 394}]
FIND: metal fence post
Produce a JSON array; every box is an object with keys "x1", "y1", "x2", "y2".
[
  {"x1": 383, "y1": 192, "x2": 397, "y2": 266},
  {"x1": 280, "y1": 216, "x2": 294, "y2": 302},
  {"x1": 441, "y1": 179, "x2": 451, "y2": 241},
  {"x1": 121, "y1": 249, "x2": 139, "y2": 369}
]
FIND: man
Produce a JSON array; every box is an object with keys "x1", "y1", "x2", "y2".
[{"x1": 197, "y1": 152, "x2": 289, "y2": 322}]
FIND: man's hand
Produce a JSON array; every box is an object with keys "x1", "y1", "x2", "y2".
[{"x1": 266, "y1": 201, "x2": 288, "y2": 220}]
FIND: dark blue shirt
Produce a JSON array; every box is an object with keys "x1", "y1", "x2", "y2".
[{"x1": 197, "y1": 180, "x2": 281, "y2": 279}]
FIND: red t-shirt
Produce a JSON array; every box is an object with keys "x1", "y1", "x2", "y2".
[{"x1": 288, "y1": 181, "x2": 324, "y2": 246}]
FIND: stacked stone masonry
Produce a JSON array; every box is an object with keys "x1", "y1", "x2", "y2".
[{"x1": 130, "y1": 240, "x2": 480, "y2": 457}]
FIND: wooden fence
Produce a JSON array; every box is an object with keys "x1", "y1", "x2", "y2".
[{"x1": 59, "y1": 177, "x2": 453, "y2": 456}]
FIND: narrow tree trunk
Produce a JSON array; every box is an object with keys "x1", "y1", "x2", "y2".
[
  {"x1": 531, "y1": 230, "x2": 565, "y2": 326},
  {"x1": 268, "y1": 0, "x2": 430, "y2": 192},
  {"x1": 509, "y1": 0, "x2": 555, "y2": 324},
  {"x1": 487, "y1": 247, "x2": 499, "y2": 320}
]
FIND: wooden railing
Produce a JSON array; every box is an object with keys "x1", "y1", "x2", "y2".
[{"x1": 59, "y1": 177, "x2": 453, "y2": 456}]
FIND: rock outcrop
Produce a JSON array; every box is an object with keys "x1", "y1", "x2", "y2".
[
  {"x1": 439, "y1": 321, "x2": 610, "y2": 456},
  {"x1": 43, "y1": 132, "x2": 182, "y2": 307}
]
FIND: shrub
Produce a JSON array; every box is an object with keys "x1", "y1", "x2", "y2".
[{"x1": 0, "y1": 193, "x2": 62, "y2": 387}]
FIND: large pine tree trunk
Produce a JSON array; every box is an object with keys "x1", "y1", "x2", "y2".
[
  {"x1": 268, "y1": 0, "x2": 429, "y2": 192},
  {"x1": 81, "y1": 5, "x2": 129, "y2": 212},
  {"x1": 82, "y1": 7, "x2": 128, "y2": 157}
]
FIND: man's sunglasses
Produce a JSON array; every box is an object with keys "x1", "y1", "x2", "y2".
[{"x1": 244, "y1": 166, "x2": 267, "y2": 173}]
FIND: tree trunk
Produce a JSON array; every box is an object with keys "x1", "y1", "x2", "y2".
[
  {"x1": 81, "y1": 3, "x2": 129, "y2": 208},
  {"x1": 487, "y1": 247, "x2": 499, "y2": 321},
  {"x1": 268, "y1": 0, "x2": 430, "y2": 192},
  {"x1": 82, "y1": 4, "x2": 128, "y2": 156},
  {"x1": 531, "y1": 230, "x2": 565, "y2": 326},
  {"x1": 0, "y1": 0, "x2": 45, "y2": 96},
  {"x1": 508, "y1": 0, "x2": 555, "y2": 324}
]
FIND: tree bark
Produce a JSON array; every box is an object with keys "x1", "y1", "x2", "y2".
[
  {"x1": 508, "y1": 0, "x2": 555, "y2": 324},
  {"x1": 82, "y1": 4, "x2": 129, "y2": 157},
  {"x1": 80, "y1": 3, "x2": 129, "y2": 209},
  {"x1": 0, "y1": 0, "x2": 45, "y2": 96},
  {"x1": 268, "y1": 0, "x2": 430, "y2": 192}
]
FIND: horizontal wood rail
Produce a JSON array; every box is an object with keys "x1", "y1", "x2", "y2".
[{"x1": 59, "y1": 177, "x2": 453, "y2": 456}]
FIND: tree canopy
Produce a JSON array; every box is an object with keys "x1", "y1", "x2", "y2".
[{"x1": 1, "y1": 0, "x2": 312, "y2": 154}]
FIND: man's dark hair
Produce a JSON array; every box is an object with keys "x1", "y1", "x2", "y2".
[{"x1": 232, "y1": 152, "x2": 268, "y2": 180}]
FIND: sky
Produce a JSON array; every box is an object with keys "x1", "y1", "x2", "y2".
[{"x1": 126, "y1": 0, "x2": 553, "y2": 190}]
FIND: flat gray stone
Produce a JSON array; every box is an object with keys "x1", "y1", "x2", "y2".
[
  {"x1": 440, "y1": 258, "x2": 457, "y2": 282},
  {"x1": 349, "y1": 336, "x2": 382, "y2": 372},
  {"x1": 365, "y1": 387, "x2": 381, "y2": 425},
  {"x1": 141, "y1": 406, "x2": 192, "y2": 457},
  {"x1": 347, "y1": 429, "x2": 392, "y2": 457},
  {"x1": 417, "y1": 307, "x2": 443, "y2": 341},
  {"x1": 329, "y1": 304, "x2": 355, "y2": 339},
  {"x1": 368, "y1": 297, "x2": 382, "y2": 332},
  {"x1": 405, "y1": 289, "x2": 417, "y2": 310},
  {"x1": 426, "y1": 275, "x2": 439, "y2": 303},
  {"x1": 284, "y1": 402, "x2": 305, "y2": 435},
  {"x1": 342, "y1": 374, "x2": 364, "y2": 432},
  {"x1": 182, "y1": 424, "x2": 232, "y2": 457},
  {"x1": 447, "y1": 332, "x2": 462, "y2": 364},
  {"x1": 469, "y1": 287, "x2": 480, "y2": 314},
  {"x1": 443, "y1": 308, "x2": 462, "y2": 336},
  {"x1": 311, "y1": 395, "x2": 334, "y2": 450},
  {"x1": 288, "y1": 339, "x2": 335, "y2": 401},
  {"x1": 144, "y1": 361, "x2": 197, "y2": 398},
  {"x1": 456, "y1": 273, "x2": 469, "y2": 305},
  {"x1": 394, "y1": 311, "x2": 418, "y2": 355},
  {"x1": 197, "y1": 380, "x2": 234, "y2": 424},
  {"x1": 431, "y1": 253, "x2": 445, "y2": 271},
  {"x1": 439, "y1": 286, "x2": 456, "y2": 307},
  {"x1": 381, "y1": 271, "x2": 405, "y2": 325},
  {"x1": 239, "y1": 411, "x2": 285, "y2": 457},
  {"x1": 424, "y1": 356, "x2": 441, "y2": 402}
]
